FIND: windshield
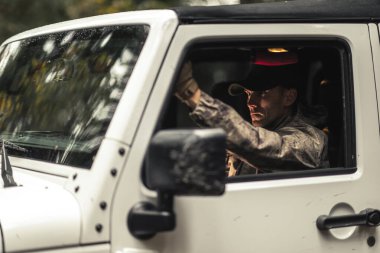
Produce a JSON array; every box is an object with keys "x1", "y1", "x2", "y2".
[{"x1": 0, "y1": 25, "x2": 149, "y2": 168}]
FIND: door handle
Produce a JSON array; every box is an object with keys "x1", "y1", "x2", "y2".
[{"x1": 317, "y1": 208, "x2": 380, "y2": 230}]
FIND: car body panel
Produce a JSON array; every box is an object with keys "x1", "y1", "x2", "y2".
[
  {"x1": 110, "y1": 22, "x2": 379, "y2": 253},
  {"x1": 0, "y1": 170, "x2": 80, "y2": 252}
]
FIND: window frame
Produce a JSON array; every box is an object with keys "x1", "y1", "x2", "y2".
[{"x1": 155, "y1": 36, "x2": 357, "y2": 183}]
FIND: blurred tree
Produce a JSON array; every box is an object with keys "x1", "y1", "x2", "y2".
[
  {"x1": 65, "y1": 0, "x2": 181, "y2": 18},
  {"x1": 0, "y1": 0, "x2": 181, "y2": 44},
  {"x1": 0, "y1": 0, "x2": 70, "y2": 43},
  {"x1": 0, "y1": 0, "x2": 288, "y2": 43}
]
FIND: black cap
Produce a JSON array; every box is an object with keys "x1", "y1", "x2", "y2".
[
  {"x1": 228, "y1": 64, "x2": 300, "y2": 96},
  {"x1": 240, "y1": 63, "x2": 300, "y2": 91},
  {"x1": 228, "y1": 50, "x2": 300, "y2": 95}
]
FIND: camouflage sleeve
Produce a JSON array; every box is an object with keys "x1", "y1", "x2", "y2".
[{"x1": 189, "y1": 92, "x2": 328, "y2": 170}]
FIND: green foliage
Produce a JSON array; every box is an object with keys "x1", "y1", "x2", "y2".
[
  {"x1": 0, "y1": 0, "x2": 182, "y2": 44},
  {"x1": 0, "y1": 0, "x2": 70, "y2": 43},
  {"x1": 0, "y1": 0, "x2": 286, "y2": 44}
]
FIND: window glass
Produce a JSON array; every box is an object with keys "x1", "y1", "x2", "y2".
[
  {"x1": 160, "y1": 40, "x2": 355, "y2": 180},
  {"x1": 0, "y1": 25, "x2": 149, "y2": 168}
]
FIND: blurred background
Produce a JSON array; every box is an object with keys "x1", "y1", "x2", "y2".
[{"x1": 0, "y1": 0, "x2": 285, "y2": 44}]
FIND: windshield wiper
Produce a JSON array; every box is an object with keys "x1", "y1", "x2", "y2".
[
  {"x1": 16, "y1": 131, "x2": 65, "y2": 137},
  {"x1": 0, "y1": 139, "x2": 28, "y2": 153},
  {"x1": 1, "y1": 140, "x2": 28, "y2": 187}
]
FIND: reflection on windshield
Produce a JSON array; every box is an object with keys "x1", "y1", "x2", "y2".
[{"x1": 0, "y1": 25, "x2": 149, "y2": 168}]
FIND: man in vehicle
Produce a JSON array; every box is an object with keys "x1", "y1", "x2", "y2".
[{"x1": 175, "y1": 53, "x2": 329, "y2": 175}]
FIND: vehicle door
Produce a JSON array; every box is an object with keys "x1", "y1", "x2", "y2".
[{"x1": 113, "y1": 23, "x2": 379, "y2": 253}]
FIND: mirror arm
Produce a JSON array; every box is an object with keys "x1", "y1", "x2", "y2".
[
  {"x1": 157, "y1": 191, "x2": 174, "y2": 212},
  {"x1": 127, "y1": 191, "x2": 175, "y2": 240}
]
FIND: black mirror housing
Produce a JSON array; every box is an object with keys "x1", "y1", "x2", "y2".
[{"x1": 146, "y1": 128, "x2": 226, "y2": 196}]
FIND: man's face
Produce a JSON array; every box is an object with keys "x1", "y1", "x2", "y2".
[{"x1": 245, "y1": 86, "x2": 295, "y2": 128}]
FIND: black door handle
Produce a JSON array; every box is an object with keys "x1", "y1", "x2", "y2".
[{"x1": 317, "y1": 208, "x2": 380, "y2": 230}]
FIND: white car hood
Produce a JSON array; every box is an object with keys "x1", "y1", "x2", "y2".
[{"x1": 0, "y1": 169, "x2": 80, "y2": 252}]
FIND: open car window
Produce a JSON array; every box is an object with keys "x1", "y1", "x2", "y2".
[{"x1": 159, "y1": 40, "x2": 355, "y2": 181}]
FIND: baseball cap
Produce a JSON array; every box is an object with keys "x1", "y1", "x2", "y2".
[{"x1": 229, "y1": 50, "x2": 300, "y2": 96}]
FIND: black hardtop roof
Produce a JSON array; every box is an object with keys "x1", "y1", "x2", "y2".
[{"x1": 172, "y1": 0, "x2": 380, "y2": 24}]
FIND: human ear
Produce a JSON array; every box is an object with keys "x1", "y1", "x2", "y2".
[{"x1": 284, "y1": 88, "x2": 297, "y2": 106}]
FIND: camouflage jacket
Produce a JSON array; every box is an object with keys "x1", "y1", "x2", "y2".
[{"x1": 190, "y1": 92, "x2": 329, "y2": 174}]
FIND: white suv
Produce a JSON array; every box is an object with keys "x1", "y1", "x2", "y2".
[{"x1": 0, "y1": 0, "x2": 379, "y2": 252}]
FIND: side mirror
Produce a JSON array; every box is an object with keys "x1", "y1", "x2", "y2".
[
  {"x1": 146, "y1": 128, "x2": 226, "y2": 195},
  {"x1": 128, "y1": 128, "x2": 226, "y2": 239}
]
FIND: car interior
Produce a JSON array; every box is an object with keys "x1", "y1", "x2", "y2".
[{"x1": 157, "y1": 39, "x2": 355, "y2": 178}]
